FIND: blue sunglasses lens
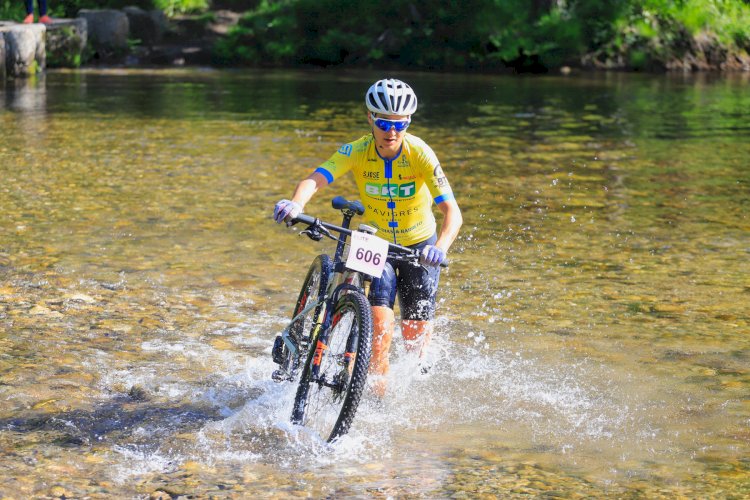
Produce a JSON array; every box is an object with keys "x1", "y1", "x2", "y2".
[{"x1": 374, "y1": 118, "x2": 409, "y2": 132}]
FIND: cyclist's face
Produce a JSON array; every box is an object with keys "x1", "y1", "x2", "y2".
[{"x1": 368, "y1": 112, "x2": 409, "y2": 159}]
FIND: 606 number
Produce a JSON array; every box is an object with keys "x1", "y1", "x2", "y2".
[{"x1": 355, "y1": 248, "x2": 381, "y2": 266}]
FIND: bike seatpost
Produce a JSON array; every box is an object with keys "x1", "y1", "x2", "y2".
[{"x1": 333, "y1": 209, "x2": 356, "y2": 264}]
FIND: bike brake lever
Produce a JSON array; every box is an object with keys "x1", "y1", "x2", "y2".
[
  {"x1": 300, "y1": 228, "x2": 323, "y2": 241},
  {"x1": 315, "y1": 224, "x2": 336, "y2": 241},
  {"x1": 299, "y1": 221, "x2": 336, "y2": 242}
]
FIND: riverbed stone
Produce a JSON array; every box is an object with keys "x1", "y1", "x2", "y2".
[
  {"x1": 45, "y1": 18, "x2": 88, "y2": 68},
  {"x1": 77, "y1": 9, "x2": 129, "y2": 57},
  {"x1": 0, "y1": 24, "x2": 46, "y2": 77}
]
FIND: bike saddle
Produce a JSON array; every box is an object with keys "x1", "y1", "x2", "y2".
[{"x1": 332, "y1": 196, "x2": 365, "y2": 215}]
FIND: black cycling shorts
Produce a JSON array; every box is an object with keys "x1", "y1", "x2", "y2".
[{"x1": 368, "y1": 234, "x2": 441, "y2": 321}]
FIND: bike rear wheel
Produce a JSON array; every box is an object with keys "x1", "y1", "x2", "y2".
[
  {"x1": 274, "y1": 254, "x2": 332, "y2": 379},
  {"x1": 291, "y1": 291, "x2": 372, "y2": 442}
]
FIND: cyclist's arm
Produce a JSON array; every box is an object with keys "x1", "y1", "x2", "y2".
[
  {"x1": 290, "y1": 171, "x2": 329, "y2": 209},
  {"x1": 290, "y1": 141, "x2": 356, "y2": 209},
  {"x1": 414, "y1": 143, "x2": 461, "y2": 252},
  {"x1": 435, "y1": 198, "x2": 463, "y2": 253}
]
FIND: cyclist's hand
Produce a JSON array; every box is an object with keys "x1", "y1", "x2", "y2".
[
  {"x1": 420, "y1": 245, "x2": 446, "y2": 267},
  {"x1": 273, "y1": 199, "x2": 302, "y2": 224}
]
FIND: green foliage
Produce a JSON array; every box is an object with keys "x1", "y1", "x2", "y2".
[
  {"x1": 6, "y1": 0, "x2": 748, "y2": 72},
  {"x1": 49, "y1": 0, "x2": 208, "y2": 17},
  {"x1": 46, "y1": 25, "x2": 86, "y2": 68},
  {"x1": 215, "y1": 0, "x2": 749, "y2": 71},
  {"x1": 593, "y1": 0, "x2": 750, "y2": 69},
  {"x1": 218, "y1": 0, "x2": 539, "y2": 68},
  {"x1": 0, "y1": 0, "x2": 26, "y2": 20},
  {"x1": 154, "y1": 0, "x2": 209, "y2": 16}
]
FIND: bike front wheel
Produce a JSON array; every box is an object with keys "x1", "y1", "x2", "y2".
[{"x1": 291, "y1": 291, "x2": 373, "y2": 442}]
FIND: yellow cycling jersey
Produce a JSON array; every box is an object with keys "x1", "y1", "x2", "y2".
[{"x1": 314, "y1": 133, "x2": 454, "y2": 246}]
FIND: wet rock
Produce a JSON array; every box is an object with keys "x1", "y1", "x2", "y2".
[
  {"x1": 209, "y1": 338, "x2": 234, "y2": 350},
  {"x1": 128, "y1": 385, "x2": 148, "y2": 401},
  {"x1": 49, "y1": 485, "x2": 74, "y2": 498},
  {"x1": 0, "y1": 33, "x2": 5, "y2": 80},
  {"x1": 45, "y1": 18, "x2": 88, "y2": 68},
  {"x1": 64, "y1": 292, "x2": 97, "y2": 304},
  {"x1": 0, "y1": 24, "x2": 46, "y2": 77},
  {"x1": 123, "y1": 7, "x2": 165, "y2": 47},
  {"x1": 77, "y1": 9, "x2": 129, "y2": 57},
  {"x1": 29, "y1": 305, "x2": 63, "y2": 318}
]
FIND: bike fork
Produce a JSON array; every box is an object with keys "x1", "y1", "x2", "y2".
[{"x1": 271, "y1": 299, "x2": 327, "y2": 382}]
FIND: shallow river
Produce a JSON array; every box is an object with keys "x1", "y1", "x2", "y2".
[{"x1": 1, "y1": 69, "x2": 749, "y2": 498}]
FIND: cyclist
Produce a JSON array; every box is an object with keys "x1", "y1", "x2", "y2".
[{"x1": 273, "y1": 78, "x2": 462, "y2": 395}]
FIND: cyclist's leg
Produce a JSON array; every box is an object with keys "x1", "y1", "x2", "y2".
[
  {"x1": 370, "y1": 306, "x2": 394, "y2": 395},
  {"x1": 401, "y1": 319, "x2": 433, "y2": 355},
  {"x1": 398, "y1": 235, "x2": 441, "y2": 359},
  {"x1": 368, "y1": 263, "x2": 398, "y2": 395}
]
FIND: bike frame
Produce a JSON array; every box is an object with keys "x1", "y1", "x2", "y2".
[
  {"x1": 275, "y1": 197, "x2": 436, "y2": 382},
  {"x1": 279, "y1": 206, "x2": 368, "y2": 377}
]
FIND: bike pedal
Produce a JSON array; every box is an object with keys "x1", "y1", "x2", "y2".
[
  {"x1": 271, "y1": 369, "x2": 292, "y2": 382},
  {"x1": 271, "y1": 336, "x2": 285, "y2": 365},
  {"x1": 418, "y1": 361, "x2": 432, "y2": 375}
]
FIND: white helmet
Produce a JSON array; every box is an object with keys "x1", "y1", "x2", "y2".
[{"x1": 365, "y1": 79, "x2": 418, "y2": 116}]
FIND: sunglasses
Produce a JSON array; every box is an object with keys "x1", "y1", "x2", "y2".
[{"x1": 371, "y1": 114, "x2": 410, "y2": 133}]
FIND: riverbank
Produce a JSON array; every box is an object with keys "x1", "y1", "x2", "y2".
[{"x1": 2, "y1": 1, "x2": 750, "y2": 77}]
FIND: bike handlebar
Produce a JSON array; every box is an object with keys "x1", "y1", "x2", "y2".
[{"x1": 290, "y1": 213, "x2": 448, "y2": 267}]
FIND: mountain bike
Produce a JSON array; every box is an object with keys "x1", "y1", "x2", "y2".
[{"x1": 271, "y1": 196, "x2": 431, "y2": 442}]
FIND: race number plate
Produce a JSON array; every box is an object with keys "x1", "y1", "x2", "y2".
[{"x1": 346, "y1": 231, "x2": 388, "y2": 278}]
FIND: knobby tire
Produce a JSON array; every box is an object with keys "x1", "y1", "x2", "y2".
[
  {"x1": 282, "y1": 254, "x2": 332, "y2": 377},
  {"x1": 291, "y1": 291, "x2": 372, "y2": 442}
]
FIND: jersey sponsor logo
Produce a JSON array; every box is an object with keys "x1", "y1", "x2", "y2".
[
  {"x1": 398, "y1": 174, "x2": 416, "y2": 181},
  {"x1": 437, "y1": 176, "x2": 449, "y2": 188},
  {"x1": 338, "y1": 144, "x2": 353, "y2": 156},
  {"x1": 370, "y1": 205, "x2": 420, "y2": 218},
  {"x1": 433, "y1": 164, "x2": 444, "y2": 177},
  {"x1": 363, "y1": 171, "x2": 380, "y2": 179},
  {"x1": 365, "y1": 181, "x2": 416, "y2": 198},
  {"x1": 397, "y1": 156, "x2": 410, "y2": 168}
]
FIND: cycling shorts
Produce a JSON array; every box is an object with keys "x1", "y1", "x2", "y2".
[{"x1": 368, "y1": 234, "x2": 440, "y2": 321}]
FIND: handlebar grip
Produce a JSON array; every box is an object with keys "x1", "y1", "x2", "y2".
[
  {"x1": 289, "y1": 213, "x2": 316, "y2": 226},
  {"x1": 390, "y1": 248, "x2": 450, "y2": 268}
]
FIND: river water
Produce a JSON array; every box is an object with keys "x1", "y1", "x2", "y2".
[{"x1": 1, "y1": 69, "x2": 748, "y2": 498}]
